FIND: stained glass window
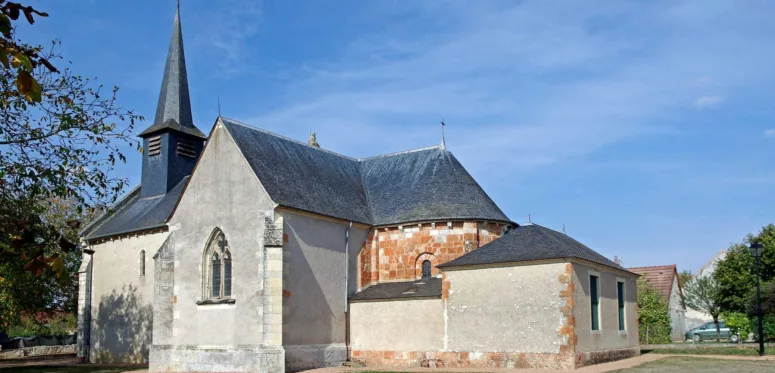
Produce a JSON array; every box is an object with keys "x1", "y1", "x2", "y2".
[
  {"x1": 211, "y1": 252, "x2": 221, "y2": 298},
  {"x1": 223, "y1": 251, "x2": 232, "y2": 297},
  {"x1": 204, "y1": 230, "x2": 234, "y2": 300},
  {"x1": 422, "y1": 260, "x2": 432, "y2": 280}
]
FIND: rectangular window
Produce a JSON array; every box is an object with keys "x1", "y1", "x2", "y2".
[
  {"x1": 590, "y1": 275, "x2": 600, "y2": 331},
  {"x1": 617, "y1": 281, "x2": 625, "y2": 331}
]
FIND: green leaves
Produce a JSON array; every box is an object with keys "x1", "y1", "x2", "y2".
[
  {"x1": 714, "y1": 225, "x2": 775, "y2": 313},
  {"x1": 637, "y1": 278, "x2": 672, "y2": 344},
  {"x1": 684, "y1": 275, "x2": 723, "y2": 319}
]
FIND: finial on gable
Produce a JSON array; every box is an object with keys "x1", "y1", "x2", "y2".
[
  {"x1": 440, "y1": 119, "x2": 447, "y2": 150},
  {"x1": 309, "y1": 132, "x2": 320, "y2": 148}
]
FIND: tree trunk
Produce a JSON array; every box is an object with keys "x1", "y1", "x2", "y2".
[{"x1": 713, "y1": 316, "x2": 721, "y2": 342}]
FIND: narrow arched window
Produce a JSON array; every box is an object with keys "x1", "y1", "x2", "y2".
[
  {"x1": 422, "y1": 260, "x2": 432, "y2": 280},
  {"x1": 140, "y1": 250, "x2": 146, "y2": 276},
  {"x1": 204, "y1": 229, "x2": 232, "y2": 299}
]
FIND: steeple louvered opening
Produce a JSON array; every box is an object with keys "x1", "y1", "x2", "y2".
[{"x1": 148, "y1": 136, "x2": 162, "y2": 156}]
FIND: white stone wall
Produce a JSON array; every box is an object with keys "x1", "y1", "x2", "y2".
[
  {"x1": 280, "y1": 210, "x2": 369, "y2": 370},
  {"x1": 84, "y1": 231, "x2": 167, "y2": 363},
  {"x1": 150, "y1": 120, "x2": 283, "y2": 373},
  {"x1": 572, "y1": 262, "x2": 639, "y2": 353},
  {"x1": 350, "y1": 299, "x2": 444, "y2": 351},
  {"x1": 668, "y1": 276, "x2": 686, "y2": 341},
  {"x1": 444, "y1": 263, "x2": 568, "y2": 353}
]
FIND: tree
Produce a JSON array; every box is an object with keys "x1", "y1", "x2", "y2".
[
  {"x1": 678, "y1": 270, "x2": 693, "y2": 289},
  {"x1": 0, "y1": 1, "x2": 140, "y2": 279},
  {"x1": 637, "y1": 277, "x2": 672, "y2": 344},
  {"x1": 747, "y1": 281, "x2": 775, "y2": 317},
  {"x1": 0, "y1": 197, "x2": 92, "y2": 329},
  {"x1": 684, "y1": 275, "x2": 724, "y2": 340},
  {"x1": 714, "y1": 225, "x2": 775, "y2": 312}
]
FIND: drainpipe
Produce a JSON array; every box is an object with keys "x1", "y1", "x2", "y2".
[
  {"x1": 344, "y1": 221, "x2": 352, "y2": 361},
  {"x1": 82, "y1": 245, "x2": 95, "y2": 363}
]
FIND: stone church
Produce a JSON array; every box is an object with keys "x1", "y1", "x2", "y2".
[{"x1": 77, "y1": 6, "x2": 640, "y2": 372}]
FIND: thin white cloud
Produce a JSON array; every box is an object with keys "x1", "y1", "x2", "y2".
[
  {"x1": 229, "y1": 0, "x2": 775, "y2": 190},
  {"x1": 693, "y1": 96, "x2": 724, "y2": 109},
  {"x1": 764, "y1": 129, "x2": 775, "y2": 137}
]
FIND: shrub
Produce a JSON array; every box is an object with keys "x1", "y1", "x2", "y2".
[
  {"x1": 750, "y1": 314, "x2": 775, "y2": 342},
  {"x1": 722, "y1": 312, "x2": 750, "y2": 341},
  {"x1": 6, "y1": 313, "x2": 76, "y2": 337},
  {"x1": 637, "y1": 278, "x2": 672, "y2": 344}
]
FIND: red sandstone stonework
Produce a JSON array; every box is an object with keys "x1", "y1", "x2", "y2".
[{"x1": 358, "y1": 221, "x2": 507, "y2": 288}]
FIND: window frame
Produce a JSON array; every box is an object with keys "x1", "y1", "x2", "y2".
[
  {"x1": 589, "y1": 271, "x2": 601, "y2": 332},
  {"x1": 201, "y1": 229, "x2": 234, "y2": 303},
  {"x1": 617, "y1": 278, "x2": 626, "y2": 333}
]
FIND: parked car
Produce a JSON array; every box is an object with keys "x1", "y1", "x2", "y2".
[{"x1": 685, "y1": 322, "x2": 738, "y2": 343}]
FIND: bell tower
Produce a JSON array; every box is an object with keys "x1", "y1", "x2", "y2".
[{"x1": 137, "y1": 2, "x2": 206, "y2": 197}]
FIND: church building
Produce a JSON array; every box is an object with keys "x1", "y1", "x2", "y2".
[{"x1": 78, "y1": 5, "x2": 640, "y2": 372}]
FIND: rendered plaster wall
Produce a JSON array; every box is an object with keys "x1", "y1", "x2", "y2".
[
  {"x1": 349, "y1": 299, "x2": 444, "y2": 351},
  {"x1": 150, "y1": 121, "x2": 282, "y2": 373},
  {"x1": 572, "y1": 262, "x2": 639, "y2": 353},
  {"x1": 280, "y1": 211, "x2": 369, "y2": 370},
  {"x1": 444, "y1": 263, "x2": 568, "y2": 353},
  {"x1": 85, "y1": 231, "x2": 166, "y2": 363},
  {"x1": 668, "y1": 276, "x2": 687, "y2": 341}
]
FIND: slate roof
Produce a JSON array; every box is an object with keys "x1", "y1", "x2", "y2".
[
  {"x1": 83, "y1": 177, "x2": 189, "y2": 240},
  {"x1": 437, "y1": 224, "x2": 629, "y2": 272},
  {"x1": 350, "y1": 278, "x2": 442, "y2": 301},
  {"x1": 221, "y1": 118, "x2": 511, "y2": 226},
  {"x1": 628, "y1": 265, "x2": 679, "y2": 300},
  {"x1": 137, "y1": 6, "x2": 205, "y2": 140}
]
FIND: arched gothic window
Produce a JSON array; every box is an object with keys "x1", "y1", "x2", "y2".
[
  {"x1": 204, "y1": 229, "x2": 232, "y2": 299},
  {"x1": 421, "y1": 259, "x2": 432, "y2": 280}
]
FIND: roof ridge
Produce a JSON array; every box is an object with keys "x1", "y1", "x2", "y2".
[
  {"x1": 629, "y1": 264, "x2": 676, "y2": 270},
  {"x1": 357, "y1": 145, "x2": 441, "y2": 161},
  {"x1": 220, "y1": 117, "x2": 360, "y2": 161}
]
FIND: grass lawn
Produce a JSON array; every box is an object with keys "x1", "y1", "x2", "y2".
[
  {"x1": 0, "y1": 366, "x2": 139, "y2": 373},
  {"x1": 646, "y1": 347, "x2": 763, "y2": 356},
  {"x1": 613, "y1": 357, "x2": 774, "y2": 372}
]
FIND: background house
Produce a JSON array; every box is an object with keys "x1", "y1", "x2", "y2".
[
  {"x1": 684, "y1": 250, "x2": 728, "y2": 330},
  {"x1": 628, "y1": 265, "x2": 686, "y2": 342}
]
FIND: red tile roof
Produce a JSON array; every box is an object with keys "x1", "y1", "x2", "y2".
[{"x1": 628, "y1": 264, "x2": 680, "y2": 300}]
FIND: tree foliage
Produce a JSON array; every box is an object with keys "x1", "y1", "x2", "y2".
[
  {"x1": 684, "y1": 275, "x2": 724, "y2": 339},
  {"x1": 637, "y1": 277, "x2": 672, "y2": 344},
  {"x1": 747, "y1": 281, "x2": 775, "y2": 317},
  {"x1": 0, "y1": 1, "x2": 141, "y2": 278},
  {"x1": 0, "y1": 198, "x2": 90, "y2": 329},
  {"x1": 714, "y1": 225, "x2": 775, "y2": 313},
  {"x1": 678, "y1": 270, "x2": 693, "y2": 290}
]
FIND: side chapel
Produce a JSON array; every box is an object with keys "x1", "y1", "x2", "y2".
[{"x1": 77, "y1": 5, "x2": 640, "y2": 372}]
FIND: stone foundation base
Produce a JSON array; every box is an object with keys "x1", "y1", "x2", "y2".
[
  {"x1": 576, "y1": 347, "x2": 640, "y2": 368},
  {"x1": 150, "y1": 344, "x2": 284, "y2": 373},
  {"x1": 284, "y1": 344, "x2": 346, "y2": 372},
  {"x1": 352, "y1": 350, "x2": 576, "y2": 370}
]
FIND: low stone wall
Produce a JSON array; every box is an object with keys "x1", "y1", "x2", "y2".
[
  {"x1": 351, "y1": 350, "x2": 576, "y2": 370},
  {"x1": 0, "y1": 344, "x2": 76, "y2": 360},
  {"x1": 576, "y1": 347, "x2": 640, "y2": 367}
]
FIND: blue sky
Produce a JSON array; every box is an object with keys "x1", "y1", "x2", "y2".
[{"x1": 20, "y1": 0, "x2": 775, "y2": 272}]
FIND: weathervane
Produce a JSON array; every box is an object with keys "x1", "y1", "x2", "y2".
[{"x1": 440, "y1": 119, "x2": 447, "y2": 149}]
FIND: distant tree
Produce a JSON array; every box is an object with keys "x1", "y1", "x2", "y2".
[
  {"x1": 0, "y1": 1, "x2": 141, "y2": 280},
  {"x1": 684, "y1": 275, "x2": 724, "y2": 340},
  {"x1": 714, "y1": 225, "x2": 775, "y2": 312},
  {"x1": 678, "y1": 270, "x2": 693, "y2": 289},
  {"x1": 637, "y1": 277, "x2": 672, "y2": 344}
]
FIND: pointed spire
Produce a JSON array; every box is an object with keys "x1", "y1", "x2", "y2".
[{"x1": 139, "y1": 2, "x2": 205, "y2": 139}]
